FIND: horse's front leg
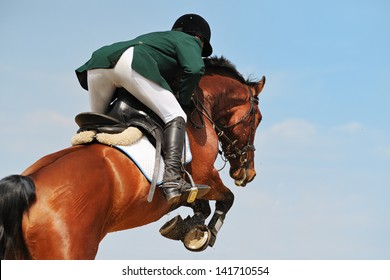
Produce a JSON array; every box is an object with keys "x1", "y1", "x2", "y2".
[
  {"x1": 184, "y1": 199, "x2": 212, "y2": 222},
  {"x1": 207, "y1": 190, "x2": 234, "y2": 247},
  {"x1": 160, "y1": 168, "x2": 234, "y2": 251},
  {"x1": 199, "y1": 167, "x2": 235, "y2": 248},
  {"x1": 159, "y1": 199, "x2": 211, "y2": 249}
]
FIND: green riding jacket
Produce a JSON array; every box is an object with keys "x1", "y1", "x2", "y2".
[{"x1": 75, "y1": 31, "x2": 205, "y2": 105}]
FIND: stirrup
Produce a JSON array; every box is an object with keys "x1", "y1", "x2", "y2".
[
  {"x1": 162, "y1": 179, "x2": 189, "y2": 204},
  {"x1": 162, "y1": 178, "x2": 197, "y2": 204}
]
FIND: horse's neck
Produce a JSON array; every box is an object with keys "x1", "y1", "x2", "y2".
[{"x1": 203, "y1": 77, "x2": 246, "y2": 122}]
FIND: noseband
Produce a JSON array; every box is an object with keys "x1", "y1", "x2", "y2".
[{"x1": 191, "y1": 86, "x2": 259, "y2": 169}]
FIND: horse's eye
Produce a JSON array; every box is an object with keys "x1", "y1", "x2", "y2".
[{"x1": 218, "y1": 117, "x2": 228, "y2": 126}]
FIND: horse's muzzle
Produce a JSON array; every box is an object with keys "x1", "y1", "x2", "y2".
[{"x1": 230, "y1": 168, "x2": 256, "y2": 187}]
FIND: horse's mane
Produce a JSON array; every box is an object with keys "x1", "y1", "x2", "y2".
[
  {"x1": 168, "y1": 56, "x2": 258, "y2": 92},
  {"x1": 203, "y1": 56, "x2": 258, "y2": 86}
]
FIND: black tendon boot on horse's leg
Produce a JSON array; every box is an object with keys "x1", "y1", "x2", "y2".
[{"x1": 162, "y1": 117, "x2": 192, "y2": 204}]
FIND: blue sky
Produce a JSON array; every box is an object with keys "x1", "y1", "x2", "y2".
[{"x1": 1, "y1": 0, "x2": 389, "y2": 259}]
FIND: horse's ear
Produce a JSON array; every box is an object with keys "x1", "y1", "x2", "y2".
[{"x1": 254, "y1": 75, "x2": 266, "y2": 96}]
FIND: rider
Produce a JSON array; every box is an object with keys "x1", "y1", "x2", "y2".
[{"x1": 75, "y1": 14, "x2": 213, "y2": 204}]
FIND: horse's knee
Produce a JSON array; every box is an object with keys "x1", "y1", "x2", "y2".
[
  {"x1": 188, "y1": 200, "x2": 211, "y2": 219},
  {"x1": 216, "y1": 191, "x2": 234, "y2": 213}
]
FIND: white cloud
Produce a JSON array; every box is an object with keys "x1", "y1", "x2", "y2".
[
  {"x1": 1, "y1": 110, "x2": 75, "y2": 134},
  {"x1": 0, "y1": 110, "x2": 77, "y2": 176},
  {"x1": 268, "y1": 118, "x2": 316, "y2": 142},
  {"x1": 332, "y1": 122, "x2": 364, "y2": 133},
  {"x1": 382, "y1": 146, "x2": 390, "y2": 157},
  {"x1": 28, "y1": 110, "x2": 74, "y2": 127}
]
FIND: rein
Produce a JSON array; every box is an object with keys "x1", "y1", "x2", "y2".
[{"x1": 190, "y1": 85, "x2": 258, "y2": 170}]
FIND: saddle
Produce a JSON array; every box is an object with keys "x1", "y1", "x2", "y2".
[
  {"x1": 73, "y1": 88, "x2": 209, "y2": 203},
  {"x1": 75, "y1": 88, "x2": 164, "y2": 145},
  {"x1": 74, "y1": 88, "x2": 166, "y2": 202}
]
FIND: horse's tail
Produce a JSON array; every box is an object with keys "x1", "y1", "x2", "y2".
[{"x1": 0, "y1": 175, "x2": 36, "y2": 259}]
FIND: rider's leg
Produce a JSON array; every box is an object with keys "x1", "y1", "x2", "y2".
[
  {"x1": 87, "y1": 69, "x2": 116, "y2": 113},
  {"x1": 113, "y1": 47, "x2": 192, "y2": 204},
  {"x1": 113, "y1": 47, "x2": 187, "y2": 123},
  {"x1": 161, "y1": 116, "x2": 191, "y2": 203}
]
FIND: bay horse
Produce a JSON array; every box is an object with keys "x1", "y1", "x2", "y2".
[{"x1": 0, "y1": 56, "x2": 265, "y2": 259}]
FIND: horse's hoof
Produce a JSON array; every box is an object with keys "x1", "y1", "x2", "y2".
[
  {"x1": 159, "y1": 215, "x2": 185, "y2": 240},
  {"x1": 183, "y1": 225, "x2": 211, "y2": 252}
]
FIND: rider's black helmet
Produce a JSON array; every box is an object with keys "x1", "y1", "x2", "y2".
[{"x1": 172, "y1": 14, "x2": 213, "y2": 57}]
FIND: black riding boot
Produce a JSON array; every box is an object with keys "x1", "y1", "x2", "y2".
[{"x1": 162, "y1": 117, "x2": 192, "y2": 204}]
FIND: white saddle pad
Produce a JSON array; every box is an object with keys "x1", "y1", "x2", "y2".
[{"x1": 115, "y1": 134, "x2": 192, "y2": 185}]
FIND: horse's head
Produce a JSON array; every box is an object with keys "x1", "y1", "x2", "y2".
[
  {"x1": 198, "y1": 57, "x2": 266, "y2": 187},
  {"x1": 219, "y1": 77, "x2": 265, "y2": 187}
]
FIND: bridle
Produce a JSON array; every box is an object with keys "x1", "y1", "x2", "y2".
[{"x1": 190, "y1": 85, "x2": 259, "y2": 169}]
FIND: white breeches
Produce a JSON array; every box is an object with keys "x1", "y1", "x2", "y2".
[{"x1": 87, "y1": 47, "x2": 186, "y2": 124}]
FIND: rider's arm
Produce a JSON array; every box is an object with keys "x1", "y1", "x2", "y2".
[{"x1": 175, "y1": 37, "x2": 205, "y2": 106}]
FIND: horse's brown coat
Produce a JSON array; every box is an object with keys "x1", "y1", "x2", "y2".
[{"x1": 14, "y1": 58, "x2": 265, "y2": 259}]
